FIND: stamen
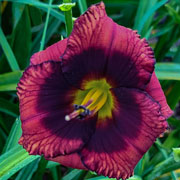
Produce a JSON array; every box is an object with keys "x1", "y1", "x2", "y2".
[
  {"x1": 65, "y1": 111, "x2": 79, "y2": 121},
  {"x1": 87, "y1": 92, "x2": 107, "y2": 113},
  {"x1": 65, "y1": 101, "x2": 92, "y2": 121},
  {"x1": 65, "y1": 79, "x2": 111, "y2": 121}
]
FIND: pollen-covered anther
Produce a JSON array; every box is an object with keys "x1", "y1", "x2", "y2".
[
  {"x1": 65, "y1": 103, "x2": 92, "y2": 121},
  {"x1": 65, "y1": 79, "x2": 112, "y2": 121}
]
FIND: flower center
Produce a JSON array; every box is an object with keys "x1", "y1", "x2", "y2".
[{"x1": 65, "y1": 79, "x2": 114, "y2": 121}]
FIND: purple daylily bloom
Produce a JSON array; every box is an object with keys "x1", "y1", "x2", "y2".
[{"x1": 17, "y1": 2, "x2": 172, "y2": 180}]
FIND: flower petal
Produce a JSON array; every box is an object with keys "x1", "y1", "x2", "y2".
[
  {"x1": 61, "y1": 2, "x2": 155, "y2": 89},
  {"x1": 30, "y1": 39, "x2": 67, "y2": 65},
  {"x1": 47, "y1": 153, "x2": 87, "y2": 170},
  {"x1": 17, "y1": 61, "x2": 96, "y2": 158},
  {"x1": 80, "y1": 88, "x2": 167, "y2": 179},
  {"x1": 146, "y1": 72, "x2": 173, "y2": 118}
]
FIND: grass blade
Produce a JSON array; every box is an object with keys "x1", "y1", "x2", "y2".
[
  {"x1": 0, "y1": 71, "x2": 22, "y2": 91},
  {"x1": 155, "y1": 63, "x2": 180, "y2": 80},
  {"x1": 87, "y1": 175, "x2": 142, "y2": 180},
  {"x1": 39, "y1": 0, "x2": 53, "y2": 51},
  {"x1": 145, "y1": 157, "x2": 180, "y2": 180},
  {"x1": 12, "y1": 3, "x2": 25, "y2": 29},
  {"x1": 78, "y1": 0, "x2": 87, "y2": 14},
  {"x1": 0, "y1": 0, "x2": 57, "y2": 9},
  {"x1": 166, "y1": 81, "x2": 180, "y2": 109},
  {"x1": 0, "y1": 98, "x2": 19, "y2": 117},
  {"x1": 174, "y1": 45, "x2": 180, "y2": 63},
  {"x1": 0, "y1": 27, "x2": 20, "y2": 71},
  {"x1": 62, "y1": 169, "x2": 84, "y2": 180},
  {"x1": 15, "y1": 159, "x2": 40, "y2": 180},
  {"x1": 0, "y1": 0, "x2": 65, "y2": 22},
  {"x1": 2, "y1": 118, "x2": 21, "y2": 153},
  {"x1": 136, "y1": 0, "x2": 168, "y2": 34},
  {"x1": 0, "y1": 145, "x2": 39, "y2": 180}
]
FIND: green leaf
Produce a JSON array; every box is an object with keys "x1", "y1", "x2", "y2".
[
  {"x1": 0, "y1": 27, "x2": 20, "y2": 71},
  {"x1": 12, "y1": 3, "x2": 25, "y2": 29},
  {"x1": 49, "y1": 167, "x2": 59, "y2": 180},
  {"x1": 105, "y1": 0, "x2": 138, "y2": 6},
  {"x1": 151, "y1": 24, "x2": 173, "y2": 38},
  {"x1": 41, "y1": 7, "x2": 65, "y2": 22},
  {"x1": 127, "y1": 176, "x2": 142, "y2": 180},
  {"x1": 0, "y1": 83, "x2": 18, "y2": 91},
  {"x1": 11, "y1": 6, "x2": 32, "y2": 69},
  {"x1": 0, "y1": 114, "x2": 9, "y2": 134},
  {"x1": 46, "y1": 161, "x2": 59, "y2": 169},
  {"x1": 173, "y1": 148, "x2": 180, "y2": 162},
  {"x1": 0, "y1": 71, "x2": 22, "y2": 91},
  {"x1": 32, "y1": 16, "x2": 61, "y2": 53},
  {"x1": 0, "y1": 145, "x2": 39, "y2": 180},
  {"x1": 166, "y1": 81, "x2": 180, "y2": 109},
  {"x1": 0, "y1": 98, "x2": 19, "y2": 117},
  {"x1": 0, "y1": 126, "x2": 7, "y2": 142},
  {"x1": 0, "y1": 0, "x2": 57, "y2": 9},
  {"x1": 87, "y1": 175, "x2": 142, "y2": 180},
  {"x1": 59, "y1": 3, "x2": 76, "y2": 11},
  {"x1": 2, "y1": 118, "x2": 21, "y2": 153},
  {"x1": 15, "y1": 159, "x2": 40, "y2": 180},
  {"x1": 136, "y1": 0, "x2": 168, "y2": 34},
  {"x1": 135, "y1": 152, "x2": 149, "y2": 176},
  {"x1": 28, "y1": 6, "x2": 42, "y2": 26},
  {"x1": 165, "y1": 4, "x2": 180, "y2": 24},
  {"x1": 163, "y1": 129, "x2": 180, "y2": 150},
  {"x1": 145, "y1": 156, "x2": 180, "y2": 180},
  {"x1": 168, "y1": 118, "x2": 180, "y2": 130},
  {"x1": 39, "y1": 0, "x2": 53, "y2": 51},
  {"x1": 145, "y1": 157, "x2": 174, "y2": 180},
  {"x1": 155, "y1": 139, "x2": 178, "y2": 180},
  {"x1": 174, "y1": 45, "x2": 180, "y2": 63},
  {"x1": 155, "y1": 63, "x2": 180, "y2": 80},
  {"x1": 0, "y1": 0, "x2": 65, "y2": 22},
  {"x1": 87, "y1": 177, "x2": 114, "y2": 180},
  {"x1": 45, "y1": 18, "x2": 62, "y2": 42},
  {"x1": 78, "y1": 0, "x2": 87, "y2": 14},
  {"x1": 33, "y1": 157, "x2": 48, "y2": 180},
  {"x1": 62, "y1": 169, "x2": 84, "y2": 180},
  {"x1": 134, "y1": 0, "x2": 158, "y2": 36}
]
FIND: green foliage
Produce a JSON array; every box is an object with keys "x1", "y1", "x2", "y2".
[
  {"x1": 155, "y1": 63, "x2": 180, "y2": 80},
  {"x1": 59, "y1": 3, "x2": 76, "y2": 12},
  {"x1": 173, "y1": 148, "x2": 180, "y2": 162},
  {"x1": 0, "y1": 145, "x2": 39, "y2": 180},
  {"x1": 0, "y1": 0, "x2": 180, "y2": 180}
]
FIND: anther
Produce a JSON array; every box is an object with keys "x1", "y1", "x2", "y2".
[{"x1": 65, "y1": 104, "x2": 91, "y2": 121}]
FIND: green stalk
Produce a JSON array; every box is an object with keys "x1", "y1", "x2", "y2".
[
  {"x1": 63, "y1": 0, "x2": 73, "y2": 36},
  {"x1": 39, "y1": 0, "x2": 53, "y2": 51}
]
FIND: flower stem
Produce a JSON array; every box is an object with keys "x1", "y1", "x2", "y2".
[
  {"x1": 40, "y1": 0, "x2": 53, "y2": 51},
  {"x1": 63, "y1": 0, "x2": 73, "y2": 36}
]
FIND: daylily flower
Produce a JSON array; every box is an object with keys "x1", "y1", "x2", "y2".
[{"x1": 17, "y1": 2, "x2": 172, "y2": 180}]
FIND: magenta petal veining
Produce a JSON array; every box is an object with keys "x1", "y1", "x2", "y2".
[{"x1": 17, "y1": 2, "x2": 172, "y2": 180}]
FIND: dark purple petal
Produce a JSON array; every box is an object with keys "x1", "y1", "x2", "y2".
[
  {"x1": 61, "y1": 2, "x2": 155, "y2": 89},
  {"x1": 61, "y1": 2, "x2": 112, "y2": 88},
  {"x1": 17, "y1": 61, "x2": 96, "y2": 158},
  {"x1": 47, "y1": 153, "x2": 87, "y2": 170},
  {"x1": 146, "y1": 72, "x2": 173, "y2": 118},
  {"x1": 30, "y1": 39, "x2": 67, "y2": 65},
  {"x1": 105, "y1": 30, "x2": 155, "y2": 89},
  {"x1": 80, "y1": 88, "x2": 167, "y2": 179}
]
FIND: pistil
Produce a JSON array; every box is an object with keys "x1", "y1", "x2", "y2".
[{"x1": 65, "y1": 88, "x2": 108, "y2": 121}]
